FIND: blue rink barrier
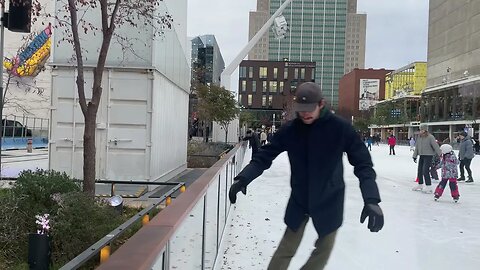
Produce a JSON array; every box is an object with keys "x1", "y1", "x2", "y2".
[{"x1": 1, "y1": 137, "x2": 48, "y2": 150}]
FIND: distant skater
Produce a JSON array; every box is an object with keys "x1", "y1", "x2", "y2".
[
  {"x1": 409, "y1": 137, "x2": 415, "y2": 152},
  {"x1": 366, "y1": 136, "x2": 372, "y2": 151},
  {"x1": 388, "y1": 134, "x2": 396, "y2": 155},
  {"x1": 434, "y1": 144, "x2": 460, "y2": 202}
]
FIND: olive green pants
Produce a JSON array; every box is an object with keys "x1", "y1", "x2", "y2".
[{"x1": 267, "y1": 218, "x2": 337, "y2": 270}]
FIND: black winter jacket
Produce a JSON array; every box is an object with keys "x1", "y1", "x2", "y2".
[{"x1": 236, "y1": 110, "x2": 381, "y2": 237}]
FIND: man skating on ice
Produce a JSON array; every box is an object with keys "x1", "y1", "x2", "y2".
[{"x1": 229, "y1": 82, "x2": 384, "y2": 270}]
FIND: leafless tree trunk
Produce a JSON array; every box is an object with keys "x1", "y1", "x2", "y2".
[{"x1": 68, "y1": 0, "x2": 119, "y2": 196}]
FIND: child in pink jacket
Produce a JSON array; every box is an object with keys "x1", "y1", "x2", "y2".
[{"x1": 434, "y1": 144, "x2": 460, "y2": 202}]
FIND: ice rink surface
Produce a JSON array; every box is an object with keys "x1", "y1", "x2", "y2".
[{"x1": 217, "y1": 144, "x2": 480, "y2": 270}]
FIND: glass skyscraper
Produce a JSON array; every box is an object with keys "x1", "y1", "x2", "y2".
[{"x1": 269, "y1": 0, "x2": 347, "y2": 108}]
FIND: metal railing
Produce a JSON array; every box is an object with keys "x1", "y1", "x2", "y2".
[
  {"x1": 1, "y1": 115, "x2": 49, "y2": 138},
  {"x1": 97, "y1": 142, "x2": 247, "y2": 270},
  {"x1": 60, "y1": 182, "x2": 185, "y2": 270}
]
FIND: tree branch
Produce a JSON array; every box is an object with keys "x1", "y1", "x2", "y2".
[{"x1": 68, "y1": 0, "x2": 88, "y2": 116}]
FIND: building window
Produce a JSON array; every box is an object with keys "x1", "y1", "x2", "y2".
[
  {"x1": 262, "y1": 95, "x2": 267, "y2": 107},
  {"x1": 273, "y1": 68, "x2": 278, "y2": 79},
  {"x1": 300, "y1": 68, "x2": 305, "y2": 79},
  {"x1": 260, "y1": 67, "x2": 268, "y2": 78},
  {"x1": 241, "y1": 80, "x2": 247, "y2": 92},
  {"x1": 294, "y1": 68, "x2": 299, "y2": 79},
  {"x1": 270, "y1": 81, "x2": 277, "y2": 93},
  {"x1": 291, "y1": 81, "x2": 298, "y2": 91},
  {"x1": 248, "y1": 94, "x2": 252, "y2": 106},
  {"x1": 268, "y1": 95, "x2": 273, "y2": 107},
  {"x1": 238, "y1": 94, "x2": 242, "y2": 103},
  {"x1": 279, "y1": 81, "x2": 284, "y2": 93},
  {"x1": 284, "y1": 68, "x2": 288, "y2": 79},
  {"x1": 262, "y1": 81, "x2": 267, "y2": 92},
  {"x1": 248, "y1": 67, "x2": 254, "y2": 78},
  {"x1": 252, "y1": 81, "x2": 257, "y2": 92},
  {"x1": 240, "y1": 66, "x2": 246, "y2": 78}
]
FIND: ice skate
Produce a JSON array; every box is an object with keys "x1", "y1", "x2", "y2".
[
  {"x1": 434, "y1": 195, "x2": 439, "y2": 201},
  {"x1": 412, "y1": 184, "x2": 423, "y2": 191},
  {"x1": 422, "y1": 185, "x2": 433, "y2": 194},
  {"x1": 453, "y1": 197, "x2": 459, "y2": 203},
  {"x1": 465, "y1": 177, "x2": 474, "y2": 183}
]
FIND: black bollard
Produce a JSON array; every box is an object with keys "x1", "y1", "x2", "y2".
[{"x1": 28, "y1": 233, "x2": 50, "y2": 270}]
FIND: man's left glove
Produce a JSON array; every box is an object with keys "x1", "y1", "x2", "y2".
[
  {"x1": 360, "y1": 203, "x2": 384, "y2": 232},
  {"x1": 229, "y1": 178, "x2": 247, "y2": 204}
]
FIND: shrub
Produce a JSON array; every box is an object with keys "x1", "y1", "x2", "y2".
[
  {"x1": 0, "y1": 170, "x2": 80, "y2": 267},
  {"x1": 51, "y1": 192, "x2": 124, "y2": 264},
  {"x1": 12, "y1": 169, "x2": 81, "y2": 219},
  {"x1": 187, "y1": 141, "x2": 234, "y2": 167}
]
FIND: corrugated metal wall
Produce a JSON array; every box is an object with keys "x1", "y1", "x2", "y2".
[{"x1": 150, "y1": 73, "x2": 188, "y2": 181}]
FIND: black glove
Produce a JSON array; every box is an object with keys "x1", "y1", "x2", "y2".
[
  {"x1": 229, "y1": 179, "x2": 247, "y2": 204},
  {"x1": 413, "y1": 157, "x2": 417, "y2": 163},
  {"x1": 360, "y1": 203, "x2": 384, "y2": 232}
]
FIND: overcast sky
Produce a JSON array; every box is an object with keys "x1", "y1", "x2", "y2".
[{"x1": 186, "y1": 0, "x2": 429, "y2": 89}]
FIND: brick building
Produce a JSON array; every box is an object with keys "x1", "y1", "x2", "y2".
[
  {"x1": 238, "y1": 60, "x2": 315, "y2": 127},
  {"x1": 338, "y1": 68, "x2": 391, "y2": 122}
]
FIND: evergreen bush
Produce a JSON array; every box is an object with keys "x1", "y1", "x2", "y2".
[{"x1": 51, "y1": 192, "x2": 124, "y2": 264}]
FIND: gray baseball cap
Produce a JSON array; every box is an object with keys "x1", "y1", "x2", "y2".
[{"x1": 293, "y1": 82, "x2": 323, "y2": 112}]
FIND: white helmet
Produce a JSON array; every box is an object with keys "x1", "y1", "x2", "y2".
[{"x1": 440, "y1": 144, "x2": 453, "y2": 154}]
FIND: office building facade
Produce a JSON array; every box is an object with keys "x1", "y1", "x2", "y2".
[
  {"x1": 422, "y1": 0, "x2": 480, "y2": 141},
  {"x1": 248, "y1": 0, "x2": 270, "y2": 60},
  {"x1": 268, "y1": 0, "x2": 348, "y2": 108},
  {"x1": 344, "y1": 6, "x2": 366, "y2": 74},
  {"x1": 238, "y1": 60, "x2": 315, "y2": 126},
  {"x1": 191, "y1": 35, "x2": 225, "y2": 86}
]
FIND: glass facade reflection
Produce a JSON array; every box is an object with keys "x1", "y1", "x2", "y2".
[
  {"x1": 269, "y1": 0, "x2": 348, "y2": 108},
  {"x1": 421, "y1": 80, "x2": 480, "y2": 122}
]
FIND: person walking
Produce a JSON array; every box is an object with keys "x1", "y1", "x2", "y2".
[
  {"x1": 458, "y1": 131, "x2": 475, "y2": 183},
  {"x1": 409, "y1": 137, "x2": 416, "y2": 152},
  {"x1": 388, "y1": 134, "x2": 396, "y2": 155},
  {"x1": 229, "y1": 82, "x2": 384, "y2": 270},
  {"x1": 412, "y1": 124, "x2": 442, "y2": 193},
  {"x1": 242, "y1": 130, "x2": 260, "y2": 157},
  {"x1": 434, "y1": 144, "x2": 460, "y2": 202},
  {"x1": 366, "y1": 136, "x2": 373, "y2": 151},
  {"x1": 260, "y1": 130, "x2": 267, "y2": 146}
]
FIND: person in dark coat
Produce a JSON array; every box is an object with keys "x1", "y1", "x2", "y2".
[
  {"x1": 242, "y1": 129, "x2": 260, "y2": 156},
  {"x1": 458, "y1": 131, "x2": 475, "y2": 182},
  {"x1": 229, "y1": 82, "x2": 384, "y2": 270}
]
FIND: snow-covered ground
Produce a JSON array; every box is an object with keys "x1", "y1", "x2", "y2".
[{"x1": 216, "y1": 145, "x2": 480, "y2": 270}]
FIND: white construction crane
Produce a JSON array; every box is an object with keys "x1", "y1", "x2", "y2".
[
  {"x1": 220, "y1": 0, "x2": 293, "y2": 89},
  {"x1": 213, "y1": 0, "x2": 293, "y2": 143}
]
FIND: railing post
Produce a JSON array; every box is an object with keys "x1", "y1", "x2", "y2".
[
  {"x1": 166, "y1": 196, "x2": 172, "y2": 206},
  {"x1": 142, "y1": 214, "x2": 150, "y2": 225},
  {"x1": 100, "y1": 245, "x2": 111, "y2": 263}
]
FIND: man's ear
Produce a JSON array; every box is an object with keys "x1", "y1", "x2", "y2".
[{"x1": 318, "y1": 99, "x2": 325, "y2": 108}]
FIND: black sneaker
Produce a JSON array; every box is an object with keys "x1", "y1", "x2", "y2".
[
  {"x1": 458, "y1": 177, "x2": 465, "y2": 181},
  {"x1": 466, "y1": 178, "x2": 474, "y2": 183}
]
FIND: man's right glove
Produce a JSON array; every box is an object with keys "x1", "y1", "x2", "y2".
[
  {"x1": 413, "y1": 157, "x2": 417, "y2": 163},
  {"x1": 229, "y1": 178, "x2": 247, "y2": 204},
  {"x1": 360, "y1": 203, "x2": 384, "y2": 232}
]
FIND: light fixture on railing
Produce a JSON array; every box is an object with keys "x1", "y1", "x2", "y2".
[{"x1": 108, "y1": 195, "x2": 124, "y2": 214}]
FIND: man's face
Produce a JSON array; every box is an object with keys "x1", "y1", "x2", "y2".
[{"x1": 298, "y1": 104, "x2": 322, "y2": 124}]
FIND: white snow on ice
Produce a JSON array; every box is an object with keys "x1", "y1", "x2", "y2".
[{"x1": 216, "y1": 144, "x2": 480, "y2": 270}]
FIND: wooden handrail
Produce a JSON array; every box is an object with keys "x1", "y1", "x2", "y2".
[{"x1": 97, "y1": 143, "x2": 244, "y2": 270}]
